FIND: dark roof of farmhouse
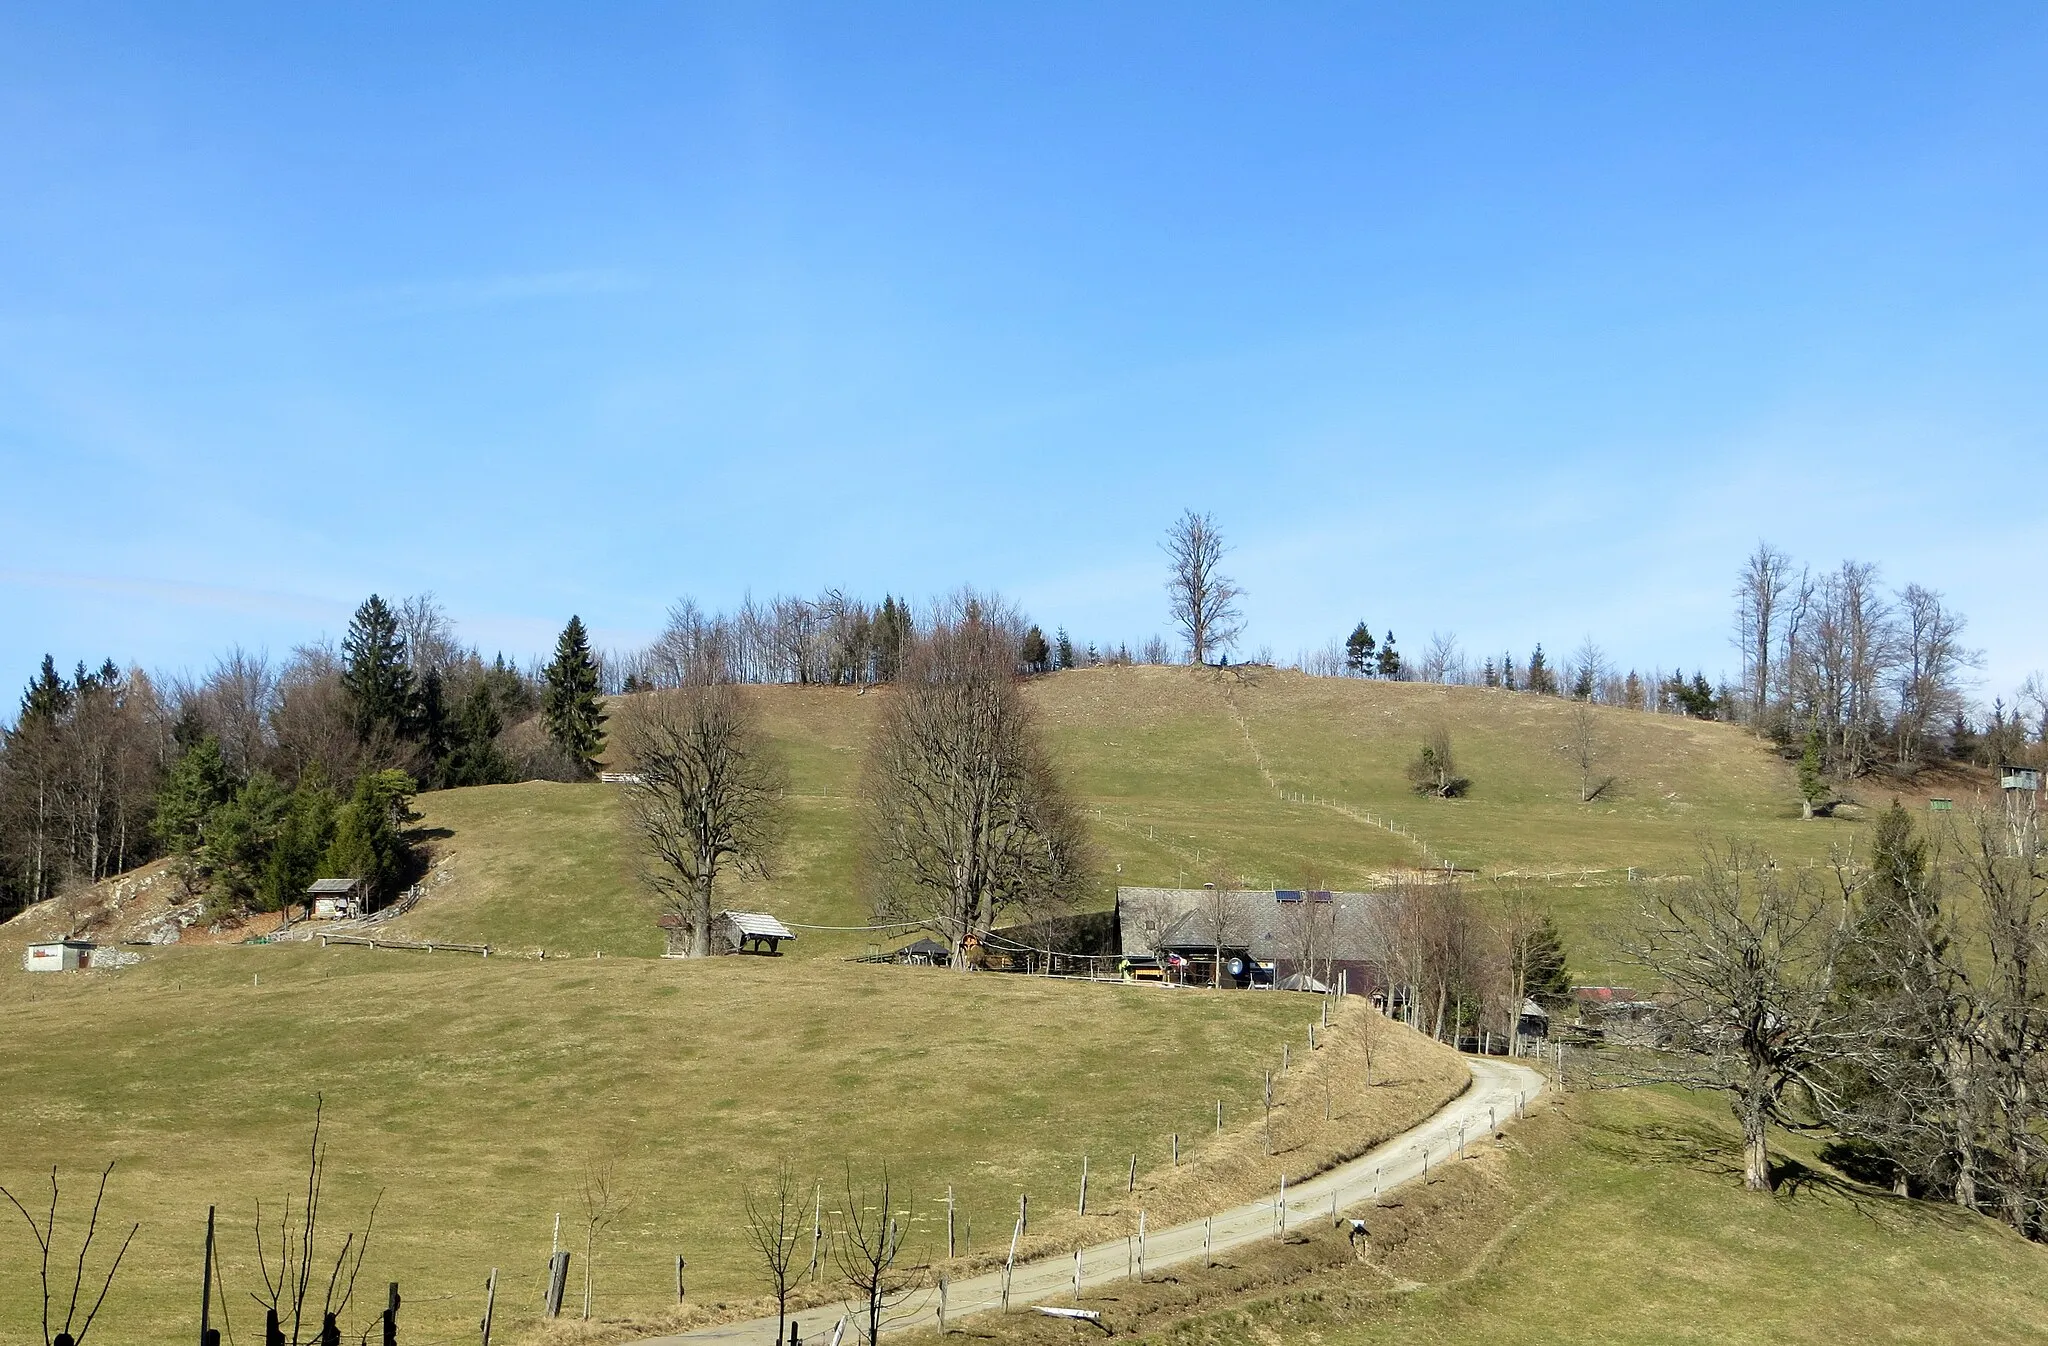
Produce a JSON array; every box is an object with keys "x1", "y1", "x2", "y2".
[{"x1": 1115, "y1": 886, "x2": 1390, "y2": 963}]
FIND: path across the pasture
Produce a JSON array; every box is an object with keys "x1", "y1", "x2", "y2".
[{"x1": 640, "y1": 1056, "x2": 1545, "y2": 1345}]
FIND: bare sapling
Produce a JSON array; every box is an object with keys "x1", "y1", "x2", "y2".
[
  {"x1": 0, "y1": 1161, "x2": 139, "y2": 1346},
  {"x1": 250, "y1": 1097, "x2": 382, "y2": 1346},
  {"x1": 580, "y1": 1159, "x2": 630, "y2": 1321},
  {"x1": 833, "y1": 1164, "x2": 920, "y2": 1346},
  {"x1": 743, "y1": 1160, "x2": 805, "y2": 1345}
]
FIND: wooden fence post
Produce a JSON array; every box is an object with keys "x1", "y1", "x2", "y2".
[
  {"x1": 1078, "y1": 1156, "x2": 1088, "y2": 1214},
  {"x1": 381, "y1": 1283, "x2": 399, "y2": 1346},
  {"x1": 199, "y1": 1205, "x2": 215, "y2": 1346},
  {"x1": 480, "y1": 1270, "x2": 497, "y2": 1346}
]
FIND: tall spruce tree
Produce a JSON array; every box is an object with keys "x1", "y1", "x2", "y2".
[
  {"x1": 543, "y1": 616, "x2": 607, "y2": 775},
  {"x1": 1019, "y1": 626, "x2": 1051, "y2": 674},
  {"x1": 1054, "y1": 627, "x2": 1075, "y2": 671},
  {"x1": 443, "y1": 683, "x2": 511, "y2": 788},
  {"x1": 1375, "y1": 630, "x2": 1401, "y2": 679},
  {"x1": 1527, "y1": 644, "x2": 1555, "y2": 695},
  {"x1": 1345, "y1": 623, "x2": 1376, "y2": 676},
  {"x1": 341, "y1": 594, "x2": 413, "y2": 741}
]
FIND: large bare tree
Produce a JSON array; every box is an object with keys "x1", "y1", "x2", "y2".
[
  {"x1": 860, "y1": 594, "x2": 1092, "y2": 969},
  {"x1": 621, "y1": 682, "x2": 787, "y2": 957},
  {"x1": 1162, "y1": 510, "x2": 1245, "y2": 665},
  {"x1": 1892, "y1": 583, "x2": 1977, "y2": 769},
  {"x1": 1733, "y1": 542, "x2": 1794, "y2": 729},
  {"x1": 1626, "y1": 843, "x2": 1865, "y2": 1192}
]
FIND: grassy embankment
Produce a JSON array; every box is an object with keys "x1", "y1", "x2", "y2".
[
  {"x1": 909, "y1": 1084, "x2": 2048, "y2": 1346},
  {"x1": 0, "y1": 942, "x2": 1462, "y2": 1346}
]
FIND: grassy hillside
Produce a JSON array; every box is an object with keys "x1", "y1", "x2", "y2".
[
  {"x1": 396, "y1": 668, "x2": 1921, "y2": 975},
  {"x1": 0, "y1": 945, "x2": 1461, "y2": 1346},
  {"x1": 1129, "y1": 1084, "x2": 2048, "y2": 1346}
]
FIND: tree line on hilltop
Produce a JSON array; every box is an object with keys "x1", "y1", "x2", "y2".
[{"x1": 0, "y1": 595, "x2": 610, "y2": 921}]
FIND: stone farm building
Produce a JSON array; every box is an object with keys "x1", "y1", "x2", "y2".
[{"x1": 1115, "y1": 886, "x2": 1393, "y2": 996}]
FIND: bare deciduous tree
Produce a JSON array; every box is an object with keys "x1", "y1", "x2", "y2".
[
  {"x1": 1562, "y1": 701, "x2": 1613, "y2": 802},
  {"x1": 0, "y1": 1162, "x2": 137, "y2": 1346},
  {"x1": 621, "y1": 683, "x2": 787, "y2": 958},
  {"x1": 833, "y1": 1165, "x2": 919, "y2": 1346},
  {"x1": 1893, "y1": 584, "x2": 1977, "y2": 769},
  {"x1": 1420, "y1": 632, "x2": 1463, "y2": 685},
  {"x1": 1626, "y1": 843, "x2": 1864, "y2": 1192},
  {"x1": 1198, "y1": 876, "x2": 1243, "y2": 988},
  {"x1": 1162, "y1": 510, "x2": 1244, "y2": 665},
  {"x1": 251, "y1": 1098, "x2": 381, "y2": 1346},
  {"x1": 580, "y1": 1160, "x2": 630, "y2": 1321},
  {"x1": 1734, "y1": 542, "x2": 1794, "y2": 729},
  {"x1": 861, "y1": 594, "x2": 1092, "y2": 967},
  {"x1": 744, "y1": 1160, "x2": 805, "y2": 1344}
]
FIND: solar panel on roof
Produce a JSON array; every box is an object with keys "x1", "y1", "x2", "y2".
[{"x1": 1274, "y1": 889, "x2": 1304, "y2": 903}]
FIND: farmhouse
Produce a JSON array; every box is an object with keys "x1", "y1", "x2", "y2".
[
  {"x1": 23, "y1": 939, "x2": 95, "y2": 972},
  {"x1": 1116, "y1": 886, "x2": 1392, "y2": 994}
]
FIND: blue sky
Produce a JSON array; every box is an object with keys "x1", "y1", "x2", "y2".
[{"x1": 3, "y1": 4, "x2": 2044, "y2": 698}]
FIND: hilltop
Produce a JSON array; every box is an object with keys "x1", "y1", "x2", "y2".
[{"x1": 382, "y1": 666, "x2": 1974, "y2": 974}]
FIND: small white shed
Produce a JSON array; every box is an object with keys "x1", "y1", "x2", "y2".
[{"x1": 23, "y1": 940, "x2": 94, "y2": 972}]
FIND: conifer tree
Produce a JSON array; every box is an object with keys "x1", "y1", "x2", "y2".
[
  {"x1": 1345, "y1": 623, "x2": 1376, "y2": 676},
  {"x1": 543, "y1": 616, "x2": 607, "y2": 775},
  {"x1": 1054, "y1": 627, "x2": 1075, "y2": 671},
  {"x1": 325, "y1": 769, "x2": 418, "y2": 901},
  {"x1": 1527, "y1": 644, "x2": 1555, "y2": 695},
  {"x1": 414, "y1": 668, "x2": 452, "y2": 782},
  {"x1": 1019, "y1": 626, "x2": 1051, "y2": 674},
  {"x1": 1375, "y1": 631, "x2": 1401, "y2": 680},
  {"x1": 874, "y1": 597, "x2": 913, "y2": 682},
  {"x1": 1502, "y1": 654, "x2": 1518, "y2": 692},
  {"x1": 1522, "y1": 913, "x2": 1574, "y2": 1006},
  {"x1": 1798, "y1": 730, "x2": 1829, "y2": 819},
  {"x1": 19, "y1": 654, "x2": 73, "y2": 724},
  {"x1": 443, "y1": 683, "x2": 511, "y2": 788},
  {"x1": 341, "y1": 595, "x2": 413, "y2": 741},
  {"x1": 1482, "y1": 658, "x2": 1499, "y2": 689}
]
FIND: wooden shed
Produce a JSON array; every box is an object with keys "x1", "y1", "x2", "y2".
[
  {"x1": 305, "y1": 877, "x2": 369, "y2": 921},
  {"x1": 717, "y1": 910, "x2": 797, "y2": 956}
]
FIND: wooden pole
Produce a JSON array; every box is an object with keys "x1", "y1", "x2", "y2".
[
  {"x1": 1127, "y1": 1155, "x2": 1136, "y2": 1193},
  {"x1": 1137, "y1": 1209, "x2": 1146, "y2": 1282},
  {"x1": 1276, "y1": 1176, "x2": 1286, "y2": 1237},
  {"x1": 1002, "y1": 1217, "x2": 1021, "y2": 1313},
  {"x1": 481, "y1": 1269, "x2": 497, "y2": 1346},
  {"x1": 1073, "y1": 1249, "x2": 1083, "y2": 1301},
  {"x1": 811, "y1": 1184, "x2": 823, "y2": 1282},
  {"x1": 1204, "y1": 1215, "x2": 1212, "y2": 1267},
  {"x1": 1172, "y1": 1133, "x2": 1179, "y2": 1167},
  {"x1": 1020, "y1": 1192, "x2": 1028, "y2": 1235},
  {"x1": 937, "y1": 1275, "x2": 948, "y2": 1335},
  {"x1": 946, "y1": 1186, "x2": 956, "y2": 1260},
  {"x1": 675, "y1": 1255, "x2": 686, "y2": 1303},
  {"x1": 1216, "y1": 1100, "x2": 1222, "y2": 1135},
  {"x1": 1078, "y1": 1156, "x2": 1088, "y2": 1214},
  {"x1": 1283, "y1": 1042, "x2": 1289, "y2": 1073},
  {"x1": 200, "y1": 1205, "x2": 216, "y2": 1346}
]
